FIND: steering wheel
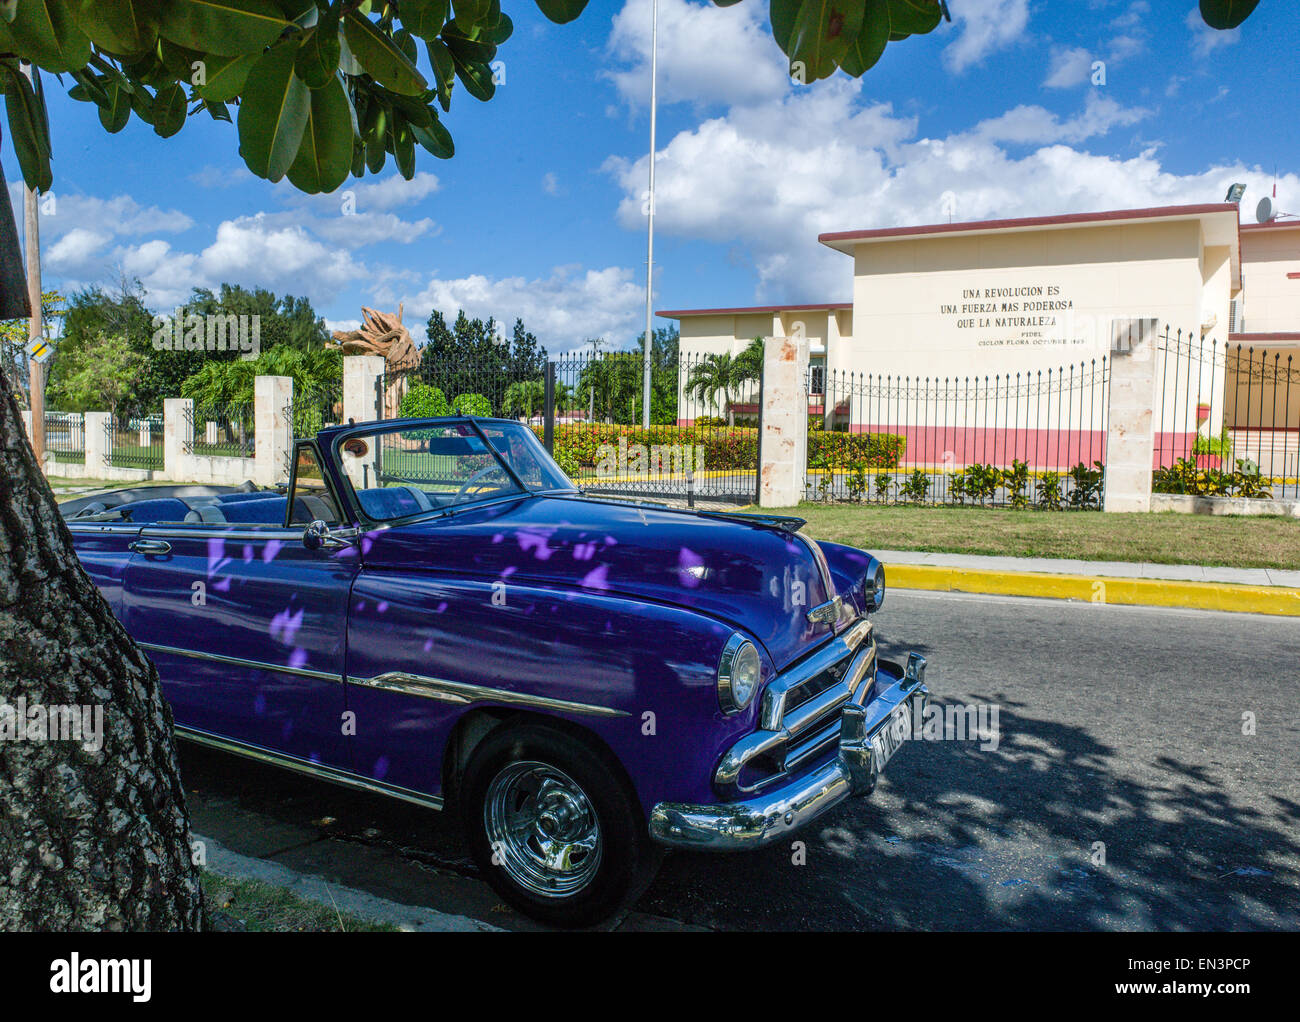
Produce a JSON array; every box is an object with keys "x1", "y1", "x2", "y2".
[{"x1": 454, "y1": 465, "x2": 507, "y2": 501}]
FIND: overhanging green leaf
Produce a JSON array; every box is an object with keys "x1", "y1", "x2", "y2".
[
  {"x1": 400, "y1": 0, "x2": 450, "y2": 40},
  {"x1": 884, "y1": 0, "x2": 941, "y2": 36},
  {"x1": 237, "y1": 41, "x2": 311, "y2": 181},
  {"x1": 6, "y1": 0, "x2": 93, "y2": 73},
  {"x1": 70, "y1": 0, "x2": 162, "y2": 55},
  {"x1": 152, "y1": 81, "x2": 187, "y2": 136},
  {"x1": 411, "y1": 117, "x2": 454, "y2": 159},
  {"x1": 535, "y1": 0, "x2": 588, "y2": 24},
  {"x1": 193, "y1": 51, "x2": 259, "y2": 100},
  {"x1": 286, "y1": 73, "x2": 352, "y2": 193},
  {"x1": 159, "y1": 0, "x2": 293, "y2": 57},
  {"x1": 1199, "y1": 0, "x2": 1259, "y2": 30},
  {"x1": 840, "y1": 0, "x2": 889, "y2": 75},
  {"x1": 343, "y1": 11, "x2": 428, "y2": 95},
  {"x1": 98, "y1": 80, "x2": 132, "y2": 132},
  {"x1": 2, "y1": 68, "x2": 53, "y2": 192},
  {"x1": 295, "y1": 24, "x2": 341, "y2": 89},
  {"x1": 788, "y1": 1, "x2": 867, "y2": 82}
]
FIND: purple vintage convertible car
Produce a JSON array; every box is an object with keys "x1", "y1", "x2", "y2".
[{"x1": 65, "y1": 416, "x2": 929, "y2": 925}]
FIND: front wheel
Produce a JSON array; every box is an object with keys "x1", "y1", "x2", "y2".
[{"x1": 460, "y1": 724, "x2": 659, "y2": 927}]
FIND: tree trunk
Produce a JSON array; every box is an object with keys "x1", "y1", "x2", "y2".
[{"x1": 0, "y1": 368, "x2": 204, "y2": 930}]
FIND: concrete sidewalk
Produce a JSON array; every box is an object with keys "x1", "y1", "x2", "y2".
[{"x1": 877, "y1": 549, "x2": 1300, "y2": 616}]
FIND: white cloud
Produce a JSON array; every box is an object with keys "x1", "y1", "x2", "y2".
[
  {"x1": 100, "y1": 216, "x2": 371, "y2": 309},
  {"x1": 1186, "y1": 6, "x2": 1240, "y2": 57},
  {"x1": 944, "y1": 0, "x2": 1031, "y2": 73},
  {"x1": 46, "y1": 228, "x2": 111, "y2": 272},
  {"x1": 542, "y1": 172, "x2": 561, "y2": 196},
  {"x1": 1044, "y1": 46, "x2": 1094, "y2": 88},
  {"x1": 605, "y1": 0, "x2": 788, "y2": 109},
  {"x1": 974, "y1": 93, "x2": 1150, "y2": 145},
  {"x1": 601, "y1": 78, "x2": 1291, "y2": 301},
  {"x1": 400, "y1": 265, "x2": 645, "y2": 352},
  {"x1": 282, "y1": 171, "x2": 441, "y2": 214}
]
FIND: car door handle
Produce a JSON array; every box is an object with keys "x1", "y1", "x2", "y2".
[{"x1": 128, "y1": 540, "x2": 172, "y2": 555}]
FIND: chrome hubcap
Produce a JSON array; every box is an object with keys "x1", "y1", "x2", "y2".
[{"x1": 484, "y1": 761, "x2": 602, "y2": 898}]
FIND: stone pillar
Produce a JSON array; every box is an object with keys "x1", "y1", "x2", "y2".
[
  {"x1": 205, "y1": 420, "x2": 219, "y2": 444},
  {"x1": 84, "y1": 411, "x2": 110, "y2": 472},
  {"x1": 343, "y1": 355, "x2": 386, "y2": 425},
  {"x1": 1103, "y1": 318, "x2": 1159, "y2": 513},
  {"x1": 165, "y1": 398, "x2": 192, "y2": 481},
  {"x1": 255, "y1": 375, "x2": 294, "y2": 487},
  {"x1": 759, "y1": 334, "x2": 810, "y2": 508}
]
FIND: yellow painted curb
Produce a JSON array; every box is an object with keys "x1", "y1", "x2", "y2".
[{"x1": 885, "y1": 563, "x2": 1300, "y2": 617}]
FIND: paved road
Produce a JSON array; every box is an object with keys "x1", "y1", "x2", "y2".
[{"x1": 182, "y1": 591, "x2": 1300, "y2": 930}]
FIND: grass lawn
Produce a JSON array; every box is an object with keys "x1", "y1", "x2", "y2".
[
  {"x1": 753, "y1": 503, "x2": 1300, "y2": 571},
  {"x1": 201, "y1": 872, "x2": 397, "y2": 932}
]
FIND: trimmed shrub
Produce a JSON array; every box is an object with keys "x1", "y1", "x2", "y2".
[
  {"x1": 452, "y1": 392, "x2": 492, "y2": 417},
  {"x1": 400, "y1": 383, "x2": 449, "y2": 418}
]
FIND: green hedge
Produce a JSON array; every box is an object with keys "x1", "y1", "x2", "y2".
[{"x1": 529, "y1": 424, "x2": 904, "y2": 472}]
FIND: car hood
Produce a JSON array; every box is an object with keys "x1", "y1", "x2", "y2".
[{"x1": 357, "y1": 494, "x2": 839, "y2": 668}]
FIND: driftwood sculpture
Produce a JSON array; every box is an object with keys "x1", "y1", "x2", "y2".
[{"x1": 328, "y1": 305, "x2": 419, "y2": 418}]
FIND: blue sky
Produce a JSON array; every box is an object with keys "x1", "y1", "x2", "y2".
[{"x1": 6, "y1": 0, "x2": 1298, "y2": 354}]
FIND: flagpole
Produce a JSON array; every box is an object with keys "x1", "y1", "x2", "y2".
[{"x1": 640, "y1": 0, "x2": 658, "y2": 431}]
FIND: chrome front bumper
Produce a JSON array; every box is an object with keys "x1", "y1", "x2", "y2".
[{"x1": 649, "y1": 653, "x2": 928, "y2": 851}]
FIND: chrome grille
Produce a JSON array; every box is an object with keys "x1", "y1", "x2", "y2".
[{"x1": 716, "y1": 619, "x2": 877, "y2": 798}]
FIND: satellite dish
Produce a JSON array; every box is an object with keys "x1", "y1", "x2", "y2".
[{"x1": 1257, "y1": 196, "x2": 1278, "y2": 223}]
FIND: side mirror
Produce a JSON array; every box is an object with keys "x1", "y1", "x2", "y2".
[
  {"x1": 302, "y1": 520, "x2": 356, "y2": 551},
  {"x1": 302, "y1": 520, "x2": 330, "y2": 550}
]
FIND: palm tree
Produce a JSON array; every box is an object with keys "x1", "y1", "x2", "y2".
[
  {"x1": 504, "y1": 379, "x2": 546, "y2": 421},
  {"x1": 685, "y1": 340, "x2": 764, "y2": 426}
]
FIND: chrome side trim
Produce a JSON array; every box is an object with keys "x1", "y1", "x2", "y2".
[
  {"x1": 347, "y1": 671, "x2": 631, "y2": 719},
  {"x1": 175, "y1": 727, "x2": 444, "y2": 810},
  {"x1": 137, "y1": 527, "x2": 306, "y2": 541},
  {"x1": 138, "y1": 642, "x2": 342, "y2": 684}
]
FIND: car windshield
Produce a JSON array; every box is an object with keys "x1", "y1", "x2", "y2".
[{"x1": 335, "y1": 420, "x2": 573, "y2": 521}]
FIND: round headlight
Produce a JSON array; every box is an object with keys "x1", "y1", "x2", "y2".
[
  {"x1": 871, "y1": 563, "x2": 886, "y2": 611},
  {"x1": 719, "y1": 635, "x2": 761, "y2": 713}
]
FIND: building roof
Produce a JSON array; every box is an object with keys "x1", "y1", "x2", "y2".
[
  {"x1": 819, "y1": 203, "x2": 1243, "y2": 291},
  {"x1": 656, "y1": 302, "x2": 852, "y2": 319},
  {"x1": 1240, "y1": 219, "x2": 1300, "y2": 232}
]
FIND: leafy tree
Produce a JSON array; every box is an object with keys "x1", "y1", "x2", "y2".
[
  {"x1": 419, "y1": 309, "x2": 549, "y2": 414},
  {"x1": 0, "y1": 288, "x2": 61, "y2": 404},
  {"x1": 184, "y1": 284, "x2": 330, "y2": 352},
  {"x1": 180, "y1": 344, "x2": 341, "y2": 410},
  {"x1": 0, "y1": 0, "x2": 1257, "y2": 933},
  {"x1": 503, "y1": 378, "x2": 544, "y2": 419},
  {"x1": 44, "y1": 330, "x2": 145, "y2": 414}
]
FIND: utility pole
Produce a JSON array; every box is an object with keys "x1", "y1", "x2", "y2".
[
  {"x1": 22, "y1": 62, "x2": 45, "y2": 465},
  {"x1": 640, "y1": 0, "x2": 658, "y2": 431}
]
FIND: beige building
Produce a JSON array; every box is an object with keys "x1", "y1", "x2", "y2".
[{"x1": 662, "y1": 203, "x2": 1298, "y2": 473}]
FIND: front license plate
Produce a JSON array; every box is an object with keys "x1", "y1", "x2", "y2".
[{"x1": 870, "y1": 701, "x2": 913, "y2": 771}]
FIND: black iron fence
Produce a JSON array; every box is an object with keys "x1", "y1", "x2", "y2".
[
  {"x1": 392, "y1": 349, "x2": 763, "y2": 505},
  {"x1": 190, "y1": 403, "x2": 254, "y2": 459},
  {"x1": 1154, "y1": 329, "x2": 1299, "y2": 500},
  {"x1": 806, "y1": 358, "x2": 1110, "y2": 509},
  {"x1": 106, "y1": 412, "x2": 164, "y2": 470},
  {"x1": 43, "y1": 411, "x2": 85, "y2": 464}
]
